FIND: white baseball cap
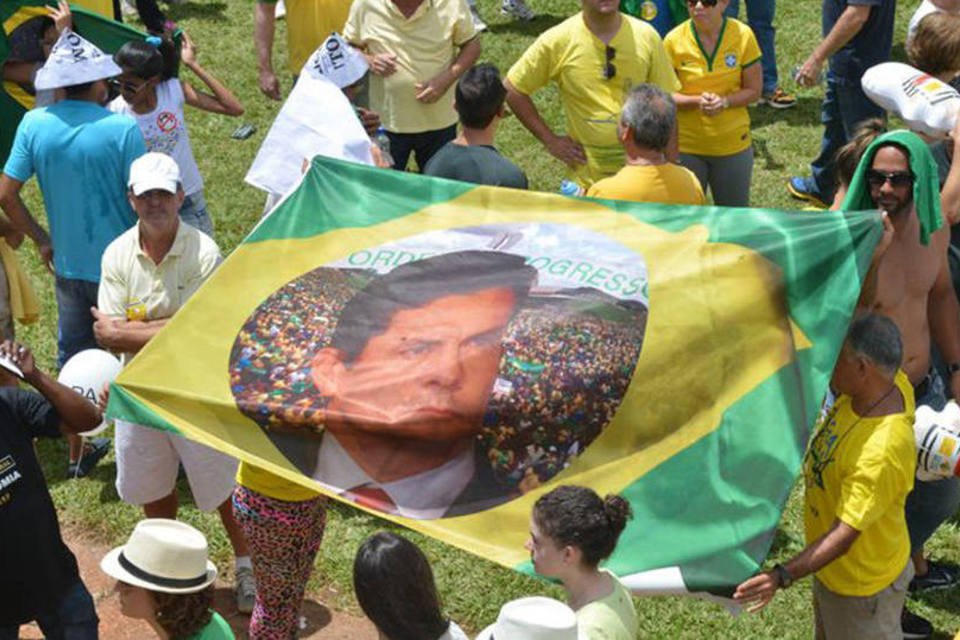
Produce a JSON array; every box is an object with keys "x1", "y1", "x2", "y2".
[
  {"x1": 100, "y1": 519, "x2": 218, "y2": 594},
  {"x1": 128, "y1": 152, "x2": 181, "y2": 196},
  {"x1": 34, "y1": 28, "x2": 122, "y2": 91},
  {"x1": 476, "y1": 597, "x2": 585, "y2": 640},
  {"x1": 304, "y1": 32, "x2": 369, "y2": 88}
]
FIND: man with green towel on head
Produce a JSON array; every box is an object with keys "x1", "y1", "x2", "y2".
[{"x1": 844, "y1": 122, "x2": 960, "y2": 637}]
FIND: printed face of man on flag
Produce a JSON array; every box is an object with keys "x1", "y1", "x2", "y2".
[{"x1": 229, "y1": 225, "x2": 648, "y2": 519}]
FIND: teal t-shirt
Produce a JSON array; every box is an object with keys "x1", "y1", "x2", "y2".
[
  {"x1": 3, "y1": 100, "x2": 144, "y2": 282},
  {"x1": 187, "y1": 611, "x2": 234, "y2": 640}
]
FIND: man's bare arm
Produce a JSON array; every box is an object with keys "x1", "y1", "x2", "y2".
[
  {"x1": 0, "y1": 174, "x2": 51, "y2": 270},
  {"x1": 795, "y1": 4, "x2": 871, "y2": 86},
  {"x1": 928, "y1": 243, "x2": 960, "y2": 398},
  {"x1": 504, "y1": 80, "x2": 587, "y2": 167},
  {"x1": 734, "y1": 520, "x2": 860, "y2": 612},
  {"x1": 254, "y1": 2, "x2": 280, "y2": 100},
  {"x1": 91, "y1": 307, "x2": 168, "y2": 354}
]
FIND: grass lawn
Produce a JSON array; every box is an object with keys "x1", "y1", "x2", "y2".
[{"x1": 17, "y1": 0, "x2": 960, "y2": 636}]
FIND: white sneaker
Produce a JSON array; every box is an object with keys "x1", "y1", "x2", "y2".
[
  {"x1": 470, "y1": 5, "x2": 488, "y2": 31},
  {"x1": 501, "y1": 0, "x2": 535, "y2": 20}
]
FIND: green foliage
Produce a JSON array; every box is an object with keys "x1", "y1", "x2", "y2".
[{"x1": 24, "y1": 0, "x2": 960, "y2": 636}]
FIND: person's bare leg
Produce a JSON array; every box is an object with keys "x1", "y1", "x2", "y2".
[
  {"x1": 67, "y1": 433, "x2": 83, "y2": 463},
  {"x1": 143, "y1": 491, "x2": 178, "y2": 519},
  {"x1": 913, "y1": 550, "x2": 929, "y2": 577},
  {"x1": 218, "y1": 499, "x2": 249, "y2": 556}
]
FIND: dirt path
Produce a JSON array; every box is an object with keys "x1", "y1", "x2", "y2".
[{"x1": 19, "y1": 526, "x2": 379, "y2": 639}]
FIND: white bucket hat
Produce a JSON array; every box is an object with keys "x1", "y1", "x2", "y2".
[
  {"x1": 303, "y1": 32, "x2": 368, "y2": 88},
  {"x1": 476, "y1": 597, "x2": 585, "y2": 640},
  {"x1": 34, "y1": 28, "x2": 122, "y2": 91},
  {"x1": 100, "y1": 519, "x2": 218, "y2": 594}
]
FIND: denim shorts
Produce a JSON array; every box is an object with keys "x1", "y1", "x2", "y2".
[
  {"x1": 54, "y1": 276, "x2": 100, "y2": 368},
  {"x1": 179, "y1": 190, "x2": 214, "y2": 237}
]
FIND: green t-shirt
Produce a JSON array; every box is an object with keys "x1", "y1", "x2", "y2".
[
  {"x1": 187, "y1": 611, "x2": 234, "y2": 640},
  {"x1": 575, "y1": 571, "x2": 638, "y2": 640},
  {"x1": 423, "y1": 142, "x2": 528, "y2": 189}
]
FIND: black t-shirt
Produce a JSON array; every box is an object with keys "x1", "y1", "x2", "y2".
[
  {"x1": 822, "y1": 0, "x2": 894, "y2": 79},
  {"x1": 423, "y1": 143, "x2": 529, "y2": 190},
  {"x1": 0, "y1": 387, "x2": 78, "y2": 626}
]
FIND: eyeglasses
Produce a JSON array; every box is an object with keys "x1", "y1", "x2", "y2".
[
  {"x1": 109, "y1": 78, "x2": 149, "y2": 95},
  {"x1": 866, "y1": 169, "x2": 914, "y2": 189},
  {"x1": 686, "y1": 0, "x2": 719, "y2": 6},
  {"x1": 603, "y1": 46, "x2": 616, "y2": 80}
]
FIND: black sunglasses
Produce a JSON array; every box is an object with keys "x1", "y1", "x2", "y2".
[
  {"x1": 603, "y1": 46, "x2": 616, "y2": 80},
  {"x1": 686, "y1": 0, "x2": 719, "y2": 6},
  {"x1": 866, "y1": 169, "x2": 914, "y2": 189}
]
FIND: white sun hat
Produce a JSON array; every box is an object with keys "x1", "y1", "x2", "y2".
[
  {"x1": 303, "y1": 32, "x2": 369, "y2": 88},
  {"x1": 34, "y1": 28, "x2": 122, "y2": 91},
  {"x1": 100, "y1": 519, "x2": 218, "y2": 594},
  {"x1": 476, "y1": 597, "x2": 586, "y2": 640}
]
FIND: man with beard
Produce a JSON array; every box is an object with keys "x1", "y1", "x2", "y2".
[{"x1": 842, "y1": 125, "x2": 960, "y2": 637}]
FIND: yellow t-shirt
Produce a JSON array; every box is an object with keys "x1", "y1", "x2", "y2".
[
  {"x1": 575, "y1": 570, "x2": 638, "y2": 640},
  {"x1": 802, "y1": 370, "x2": 916, "y2": 596},
  {"x1": 344, "y1": 0, "x2": 476, "y2": 133},
  {"x1": 586, "y1": 162, "x2": 705, "y2": 204},
  {"x1": 507, "y1": 14, "x2": 679, "y2": 186},
  {"x1": 258, "y1": 0, "x2": 353, "y2": 74},
  {"x1": 664, "y1": 18, "x2": 760, "y2": 156},
  {"x1": 237, "y1": 462, "x2": 322, "y2": 502},
  {"x1": 73, "y1": 0, "x2": 114, "y2": 17}
]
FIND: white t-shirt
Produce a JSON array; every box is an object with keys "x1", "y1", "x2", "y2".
[
  {"x1": 908, "y1": 0, "x2": 960, "y2": 39},
  {"x1": 109, "y1": 78, "x2": 203, "y2": 196},
  {"x1": 438, "y1": 621, "x2": 469, "y2": 640}
]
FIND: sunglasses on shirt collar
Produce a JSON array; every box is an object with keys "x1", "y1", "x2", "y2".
[{"x1": 603, "y1": 46, "x2": 616, "y2": 80}]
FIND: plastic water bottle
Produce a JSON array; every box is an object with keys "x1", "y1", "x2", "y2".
[
  {"x1": 559, "y1": 180, "x2": 584, "y2": 196},
  {"x1": 791, "y1": 64, "x2": 825, "y2": 86},
  {"x1": 375, "y1": 127, "x2": 394, "y2": 167}
]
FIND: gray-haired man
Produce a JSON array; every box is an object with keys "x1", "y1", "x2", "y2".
[
  {"x1": 735, "y1": 314, "x2": 916, "y2": 640},
  {"x1": 586, "y1": 84, "x2": 703, "y2": 205}
]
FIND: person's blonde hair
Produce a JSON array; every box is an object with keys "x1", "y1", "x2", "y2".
[{"x1": 908, "y1": 12, "x2": 960, "y2": 76}]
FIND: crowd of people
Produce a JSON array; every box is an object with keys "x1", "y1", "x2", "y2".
[{"x1": 1, "y1": 0, "x2": 960, "y2": 637}]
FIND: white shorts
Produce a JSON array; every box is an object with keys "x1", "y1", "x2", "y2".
[{"x1": 115, "y1": 420, "x2": 238, "y2": 511}]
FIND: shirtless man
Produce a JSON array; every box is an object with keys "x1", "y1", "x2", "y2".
[{"x1": 855, "y1": 123, "x2": 960, "y2": 598}]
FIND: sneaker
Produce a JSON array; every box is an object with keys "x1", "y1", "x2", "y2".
[
  {"x1": 235, "y1": 566, "x2": 256, "y2": 614},
  {"x1": 909, "y1": 560, "x2": 960, "y2": 592},
  {"x1": 786, "y1": 176, "x2": 828, "y2": 209},
  {"x1": 760, "y1": 87, "x2": 797, "y2": 109},
  {"x1": 470, "y1": 5, "x2": 488, "y2": 31},
  {"x1": 501, "y1": 0, "x2": 535, "y2": 21},
  {"x1": 901, "y1": 608, "x2": 933, "y2": 640},
  {"x1": 66, "y1": 437, "x2": 110, "y2": 479}
]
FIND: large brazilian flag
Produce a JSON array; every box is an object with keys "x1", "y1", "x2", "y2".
[
  {"x1": 0, "y1": 2, "x2": 142, "y2": 164},
  {"x1": 108, "y1": 156, "x2": 881, "y2": 596}
]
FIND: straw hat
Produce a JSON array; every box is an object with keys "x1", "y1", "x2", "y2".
[
  {"x1": 100, "y1": 519, "x2": 218, "y2": 594},
  {"x1": 476, "y1": 597, "x2": 585, "y2": 640},
  {"x1": 34, "y1": 28, "x2": 122, "y2": 91}
]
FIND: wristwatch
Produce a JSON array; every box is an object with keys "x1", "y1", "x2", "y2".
[
  {"x1": 948, "y1": 362, "x2": 960, "y2": 376},
  {"x1": 773, "y1": 563, "x2": 794, "y2": 589}
]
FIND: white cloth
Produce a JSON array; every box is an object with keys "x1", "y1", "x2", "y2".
[
  {"x1": 906, "y1": 0, "x2": 960, "y2": 39},
  {"x1": 114, "y1": 420, "x2": 238, "y2": 511},
  {"x1": 438, "y1": 621, "x2": 469, "y2": 640},
  {"x1": 862, "y1": 62, "x2": 960, "y2": 137},
  {"x1": 34, "y1": 28, "x2": 122, "y2": 91},
  {"x1": 245, "y1": 71, "x2": 373, "y2": 199},
  {"x1": 313, "y1": 432, "x2": 474, "y2": 519},
  {"x1": 109, "y1": 79, "x2": 204, "y2": 196}
]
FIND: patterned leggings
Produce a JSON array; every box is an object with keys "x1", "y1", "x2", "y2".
[{"x1": 232, "y1": 485, "x2": 327, "y2": 640}]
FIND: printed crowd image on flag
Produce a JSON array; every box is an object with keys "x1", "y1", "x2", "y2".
[
  {"x1": 228, "y1": 224, "x2": 649, "y2": 519},
  {"x1": 108, "y1": 156, "x2": 882, "y2": 596}
]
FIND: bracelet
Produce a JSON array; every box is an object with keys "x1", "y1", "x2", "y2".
[
  {"x1": 772, "y1": 563, "x2": 793, "y2": 588},
  {"x1": 948, "y1": 361, "x2": 960, "y2": 376}
]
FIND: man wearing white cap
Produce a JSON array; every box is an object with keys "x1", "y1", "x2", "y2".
[
  {"x1": 0, "y1": 28, "x2": 146, "y2": 478},
  {"x1": 91, "y1": 152, "x2": 256, "y2": 614}
]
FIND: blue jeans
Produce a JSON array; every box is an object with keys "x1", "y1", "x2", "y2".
[
  {"x1": 805, "y1": 73, "x2": 886, "y2": 204},
  {"x1": 0, "y1": 579, "x2": 99, "y2": 640},
  {"x1": 55, "y1": 276, "x2": 100, "y2": 368},
  {"x1": 724, "y1": 0, "x2": 777, "y2": 94},
  {"x1": 179, "y1": 190, "x2": 214, "y2": 237},
  {"x1": 905, "y1": 368, "x2": 960, "y2": 552}
]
